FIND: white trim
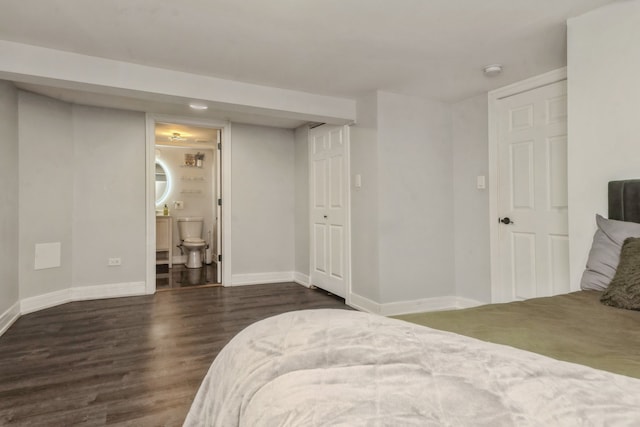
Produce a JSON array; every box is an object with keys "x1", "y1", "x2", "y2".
[
  {"x1": 488, "y1": 67, "x2": 567, "y2": 303},
  {"x1": 344, "y1": 126, "x2": 353, "y2": 307},
  {"x1": 20, "y1": 282, "x2": 148, "y2": 315},
  {"x1": 293, "y1": 272, "x2": 311, "y2": 287},
  {"x1": 221, "y1": 124, "x2": 232, "y2": 286},
  {"x1": 308, "y1": 125, "x2": 352, "y2": 301},
  {"x1": 231, "y1": 271, "x2": 295, "y2": 286},
  {"x1": 380, "y1": 296, "x2": 484, "y2": 317},
  {"x1": 348, "y1": 292, "x2": 484, "y2": 316},
  {"x1": 347, "y1": 292, "x2": 382, "y2": 314},
  {"x1": 145, "y1": 114, "x2": 156, "y2": 295},
  {"x1": 145, "y1": 114, "x2": 232, "y2": 291},
  {"x1": 70, "y1": 281, "x2": 146, "y2": 301},
  {"x1": 0, "y1": 301, "x2": 21, "y2": 336},
  {"x1": 20, "y1": 288, "x2": 72, "y2": 315},
  {"x1": 489, "y1": 67, "x2": 567, "y2": 100}
]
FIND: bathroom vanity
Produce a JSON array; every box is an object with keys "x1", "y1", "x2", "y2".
[{"x1": 156, "y1": 216, "x2": 173, "y2": 268}]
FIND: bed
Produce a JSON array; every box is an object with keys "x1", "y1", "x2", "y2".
[{"x1": 184, "y1": 180, "x2": 640, "y2": 426}]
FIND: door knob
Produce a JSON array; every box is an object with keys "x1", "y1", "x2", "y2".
[
  {"x1": 499, "y1": 217, "x2": 514, "y2": 225},
  {"x1": 323, "y1": 215, "x2": 328, "y2": 219}
]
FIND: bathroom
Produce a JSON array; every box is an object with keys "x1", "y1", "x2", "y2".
[{"x1": 154, "y1": 122, "x2": 220, "y2": 288}]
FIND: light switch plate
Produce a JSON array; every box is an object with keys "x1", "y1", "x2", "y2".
[{"x1": 476, "y1": 175, "x2": 486, "y2": 190}]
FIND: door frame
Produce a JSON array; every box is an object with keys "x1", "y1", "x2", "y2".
[
  {"x1": 308, "y1": 124, "x2": 352, "y2": 304},
  {"x1": 145, "y1": 113, "x2": 232, "y2": 293},
  {"x1": 488, "y1": 67, "x2": 567, "y2": 303}
]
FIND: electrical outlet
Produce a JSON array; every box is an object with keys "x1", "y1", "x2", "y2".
[
  {"x1": 108, "y1": 257, "x2": 122, "y2": 266},
  {"x1": 174, "y1": 201, "x2": 184, "y2": 210}
]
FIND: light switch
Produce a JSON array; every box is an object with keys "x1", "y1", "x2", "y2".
[
  {"x1": 354, "y1": 174, "x2": 362, "y2": 188},
  {"x1": 476, "y1": 175, "x2": 486, "y2": 190}
]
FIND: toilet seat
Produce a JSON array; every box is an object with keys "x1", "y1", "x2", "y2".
[{"x1": 183, "y1": 238, "x2": 206, "y2": 248}]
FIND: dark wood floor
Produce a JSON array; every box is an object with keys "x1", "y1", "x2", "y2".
[{"x1": 0, "y1": 283, "x2": 349, "y2": 426}]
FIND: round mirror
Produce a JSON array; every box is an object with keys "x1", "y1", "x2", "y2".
[{"x1": 155, "y1": 161, "x2": 171, "y2": 205}]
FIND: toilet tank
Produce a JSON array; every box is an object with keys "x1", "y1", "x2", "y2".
[{"x1": 177, "y1": 217, "x2": 203, "y2": 240}]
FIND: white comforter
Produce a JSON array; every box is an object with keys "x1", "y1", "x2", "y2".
[{"x1": 184, "y1": 309, "x2": 640, "y2": 426}]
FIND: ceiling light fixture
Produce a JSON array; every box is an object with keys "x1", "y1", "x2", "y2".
[
  {"x1": 483, "y1": 64, "x2": 503, "y2": 77},
  {"x1": 169, "y1": 132, "x2": 186, "y2": 142},
  {"x1": 189, "y1": 103, "x2": 208, "y2": 110}
]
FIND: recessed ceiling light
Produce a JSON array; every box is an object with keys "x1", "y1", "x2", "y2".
[
  {"x1": 189, "y1": 103, "x2": 208, "y2": 110},
  {"x1": 483, "y1": 64, "x2": 503, "y2": 77}
]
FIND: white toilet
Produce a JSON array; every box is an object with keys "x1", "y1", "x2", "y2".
[{"x1": 177, "y1": 217, "x2": 207, "y2": 268}]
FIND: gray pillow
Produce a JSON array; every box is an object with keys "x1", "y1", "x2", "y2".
[
  {"x1": 580, "y1": 214, "x2": 640, "y2": 291},
  {"x1": 600, "y1": 237, "x2": 640, "y2": 310}
]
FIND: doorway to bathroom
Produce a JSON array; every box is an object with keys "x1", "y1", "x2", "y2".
[{"x1": 146, "y1": 115, "x2": 230, "y2": 291}]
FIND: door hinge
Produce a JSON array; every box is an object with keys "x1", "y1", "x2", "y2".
[
  {"x1": 217, "y1": 198, "x2": 222, "y2": 206},
  {"x1": 218, "y1": 254, "x2": 222, "y2": 262},
  {"x1": 217, "y1": 142, "x2": 222, "y2": 150}
]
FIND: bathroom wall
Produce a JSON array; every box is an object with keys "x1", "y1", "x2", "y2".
[
  {"x1": 0, "y1": 81, "x2": 19, "y2": 323},
  {"x1": 155, "y1": 146, "x2": 215, "y2": 259},
  {"x1": 18, "y1": 91, "x2": 74, "y2": 300},
  {"x1": 231, "y1": 124, "x2": 295, "y2": 280},
  {"x1": 293, "y1": 125, "x2": 309, "y2": 280},
  {"x1": 72, "y1": 104, "x2": 146, "y2": 287}
]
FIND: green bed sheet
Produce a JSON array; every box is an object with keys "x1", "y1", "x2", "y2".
[{"x1": 395, "y1": 291, "x2": 640, "y2": 379}]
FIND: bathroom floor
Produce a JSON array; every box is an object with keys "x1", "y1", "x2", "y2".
[{"x1": 156, "y1": 263, "x2": 220, "y2": 290}]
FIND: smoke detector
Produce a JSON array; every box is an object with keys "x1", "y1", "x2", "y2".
[{"x1": 483, "y1": 64, "x2": 503, "y2": 77}]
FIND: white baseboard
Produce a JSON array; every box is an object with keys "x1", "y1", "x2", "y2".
[
  {"x1": 347, "y1": 292, "x2": 382, "y2": 314},
  {"x1": 231, "y1": 271, "x2": 295, "y2": 286},
  {"x1": 348, "y1": 292, "x2": 484, "y2": 316},
  {"x1": 71, "y1": 281, "x2": 147, "y2": 301},
  {"x1": 0, "y1": 301, "x2": 21, "y2": 336},
  {"x1": 21, "y1": 288, "x2": 73, "y2": 315},
  {"x1": 20, "y1": 281, "x2": 147, "y2": 315},
  {"x1": 293, "y1": 272, "x2": 310, "y2": 288}
]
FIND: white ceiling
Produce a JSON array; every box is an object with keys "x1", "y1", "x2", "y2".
[{"x1": 0, "y1": 0, "x2": 617, "y2": 123}]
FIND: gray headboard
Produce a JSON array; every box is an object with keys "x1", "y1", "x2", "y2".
[{"x1": 608, "y1": 179, "x2": 640, "y2": 223}]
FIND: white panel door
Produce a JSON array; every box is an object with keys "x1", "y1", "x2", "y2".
[
  {"x1": 309, "y1": 125, "x2": 348, "y2": 298},
  {"x1": 496, "y1": 80, "x2": 569, "y2": 302}
]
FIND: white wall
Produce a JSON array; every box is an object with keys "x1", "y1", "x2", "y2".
[
  {"x1": 452, "y1": 94, "x2": 491, "y2": 302},
  {"x1": 231, "y1": 124, "x2": 296, "y2": 277},
  {"x1": 0, "y1": 81, "x2": 19, "y2": 317},
  {"x1": 18, "y1": 91, "x2": 74, "y2": 299},
  {"x1": 377, "y1": 92, "x2": 454, "y2": 303},
  {"x1": 294, "y1": 125, "x2": 309, "y2": 278},
  {"x1": 350, "y1": 93, "x2": 380, "y2": 302},
  {"x1": 567, "y1": 1, "x2": 640, "y2": 289},
  {"x1": 155, "y1": 146, "x2": 215, "y2": 255},
  {"x1": 71, "y1": 105, "x2": 146, "y2": 287},
  {"x1": 16, "y1": 92, "x2": 148, "y2": 308}
]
